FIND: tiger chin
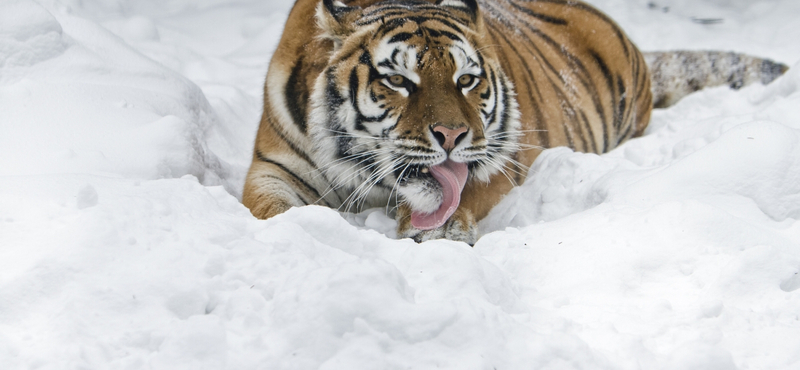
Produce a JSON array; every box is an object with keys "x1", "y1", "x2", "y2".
[{"x1": 243, "y1": 0, "x2": 788, "y2": 245}]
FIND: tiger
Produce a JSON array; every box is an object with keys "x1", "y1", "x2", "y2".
[{"x1": 242, "y1": 0, "x2": 788, "y2": 245}]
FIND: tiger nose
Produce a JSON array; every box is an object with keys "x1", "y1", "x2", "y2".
[{"x1": 431, "y1": 124, "x2": 468, "y2": 151}]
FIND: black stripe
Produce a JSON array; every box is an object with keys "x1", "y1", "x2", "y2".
[
  {"x1": 632, "y1": 50, "x2": 650, "y2": 133},
  {"x1": 484, "y1": 69, "x2": 499, "y2": 127},
  {"x1": 429, "y1": 29, "x2": 463, "y2": 42},
  {"x1": 348, "y1": 68, "x2": 366, "y2": 131},
  {"x1": 508, "y1": 0, "x2": 568, "y2": 25},
  {"x1": 498, "y1": 73, "x2": 515, "y2": 137},
  {"x1": 359, "y1": 50, "x2": 372, "y2": 66},
  {"x1": 265, "y1": 114, "x2": 318, "y2": 169},
  {"x1": 615, "y1": 76, "x2": 627, "y2": 132},
  {"x1": 349, "y1": 59, "x2": 391, "y2": 131},
  {"x1": 326, "y1": 68, "x2": 345, "y2": 109},
  {"x1": 285, "y1": 56, "x2": 308, "y2": 134},
  {"x1": 480, "y1": 86, "x2": 491, "y2": 100},
  {"x1": 325, "y1": 69, "x2": 353, "y2": 161},
  {"x1": 616, "y1": 122, "x2": 633, "y2": 146},
  {"x1": 332, "y1": 124, "x2": 353, "y2": 160},
  {"x1": 371, "y1": 16, "x2": 409, "y2": 36},
  {"x1": 422, "y1": 16, "x2": 466, "y2": 35},
  {"x1": 590, "y1": 50, "x2": 613, "y2": 152},
  {"x1": 395, "y1": 144, "x2": 437, "y2": 153},
  {"x1": 578, "y1": 110, "x2": 598, "y2": 153},
  {"x1": 255, "y1": 150, "x2": 325, "y2": 204},
  {"x1": 389, "y1": 32, "x2": 414, "y2": 43}
]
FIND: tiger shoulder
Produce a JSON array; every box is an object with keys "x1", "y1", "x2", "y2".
[{"x1": 243, "y1": 0, "x2": 788, "y2": 244}]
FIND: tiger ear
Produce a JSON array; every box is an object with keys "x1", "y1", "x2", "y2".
[
  {"x1": 436, "y1": 0, "x2": 480, "y2": 22},
  {"x1": 316, "y1": 0, "x2": 363, "y2": 42}
]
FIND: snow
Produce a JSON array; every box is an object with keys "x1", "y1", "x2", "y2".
[{"x1": 1, "y1": 0, "x2": 799, "y2": 368}]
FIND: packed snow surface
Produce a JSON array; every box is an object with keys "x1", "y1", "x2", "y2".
[{"x1": 2, "y1": 0, "x2": 800, "y2": 368}]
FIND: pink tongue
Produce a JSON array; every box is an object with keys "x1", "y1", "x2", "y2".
[{"x1": 410, "y1": 160, "x2": 469, "y2": 230}]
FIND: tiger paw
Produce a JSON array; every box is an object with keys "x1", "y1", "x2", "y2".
[{"x1": 396, "y1": 205, "x2": 478, "y2": 245}]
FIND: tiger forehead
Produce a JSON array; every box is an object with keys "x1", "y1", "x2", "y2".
[
  {"x1": 377, "y1": 19, "x2": 466, "y2": 45},
  {"x1": 367, "y1": 22, "x2": 478, "y2": 70},
  {"x1": 370, "y1": 40, "x2": 472, "y2": 79},
  {"x1": 355, "y1": 2, "x2": 474, "y2": 31}
]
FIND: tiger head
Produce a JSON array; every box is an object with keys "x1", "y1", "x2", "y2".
[{"x1": 309, "y1": 0, "x2": 520, "y2": 230}]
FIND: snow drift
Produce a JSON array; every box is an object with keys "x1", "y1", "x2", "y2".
[{"x1": 1, "y1": 0, "x2": 799, "y2": 369}]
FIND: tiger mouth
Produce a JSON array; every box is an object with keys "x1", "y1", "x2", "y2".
[
  {"x1": 395, "y1": 163, "x2": 452, "y2": 188},
  {"x1": 395, "y1": 160, "x2": 474, "y2": 183},
  {"x1": 395, "y1": 159, "x2": 469, "y2": 230},
  {"x1": 396, "y1": 164, "x2": 432, "y2": 184}
]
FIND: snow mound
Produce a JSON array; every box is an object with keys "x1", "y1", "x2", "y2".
[
  {"x1": 0, "y1": 0, "x2": 67, "y2": 71},
  {"x1": 1, "y1": 0, "x2": 800, "y2": 369},
  {"x1": 0, "y1": 0, "x2": 228, "y2": 187}
]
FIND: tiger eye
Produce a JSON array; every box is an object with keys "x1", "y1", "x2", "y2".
[
  {"x1": 458, "y1": 74, "x2": 476, "y2": 87},
  {"x1": 388, "y1": 75, "x2": 406, "y2": 87}
]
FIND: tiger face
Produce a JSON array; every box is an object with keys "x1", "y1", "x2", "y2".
[{"x1": 309, "y1": 0, "x2": 520, "y2": 231}]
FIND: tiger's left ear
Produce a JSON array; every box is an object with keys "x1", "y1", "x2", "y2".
[
  {"x1": 316, "y1": 0, "x2": 363, "y2": 46},
  {"x1": 436, "y1": 0, "x2": 483, "y2": 30}
]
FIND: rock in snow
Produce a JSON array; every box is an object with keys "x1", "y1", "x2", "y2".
[{"x1": 1, "y1": 0, "x2": 799, "y2": 369}]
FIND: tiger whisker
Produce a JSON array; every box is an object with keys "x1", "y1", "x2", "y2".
[
  {"x1": 314, "y1": 143, "x2": 397, "y2": 177},
  {"x1": 355, "y1": 157, "x2": 402, "y2": 211},
  {"x1": 480, "y1": 155, "x2": 519, "y2": 186},
  {"x1": 385, "y1": 161, "x2": 412, "y2": 211},
  {"x1": 350, "y1": 160, "x2": 403, "y2": 213},
  {"x1": 337, "y1": 153, "x2": 400, "y2": 213},
  {"x1": 348, "y1": 159, "x2": 391, "y2": 210},
  {"x1": 312, "y1": 149, "x2": 388, "y2": 199},
  {"x1": 315, "y1": 147, "x2": 397, "y2": 207}
]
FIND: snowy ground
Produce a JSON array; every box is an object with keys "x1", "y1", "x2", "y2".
[{"x1": 2, "y1": 0, "x2": 800, "y2": 368}]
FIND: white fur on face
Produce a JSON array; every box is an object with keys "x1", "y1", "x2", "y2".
[
  {"x1": 397, "y1": 175, "x2": 442, "y2": 214},
  {"x1": 375, "y1": 41, "x2": 421, "y2": 83},
  {"x1": 450, "y1": 44, "x2": 482, "y2": 94}
]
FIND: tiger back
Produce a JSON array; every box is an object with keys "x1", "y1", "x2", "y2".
[{"x1": 242, "y1": 0, "x2": 782, "y2": 244}]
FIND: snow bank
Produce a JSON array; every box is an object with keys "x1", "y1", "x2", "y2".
[
  {"x1": 0, "y1": 0, "x2": 229, "y2": 184},
  {"x1": 483, "y1": 64, "x2": 800, "y2": 228},
  {"x1": 1, "y1": 0, "x2": 799, "y2": 369}
]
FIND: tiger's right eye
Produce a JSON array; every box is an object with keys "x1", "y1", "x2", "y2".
[
  {"x1": 387, "y1": 75, "x2": 407, "y2": 87},
  {"x1": 457, "y1": 74, "x2": 479, "y2": 90}
]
